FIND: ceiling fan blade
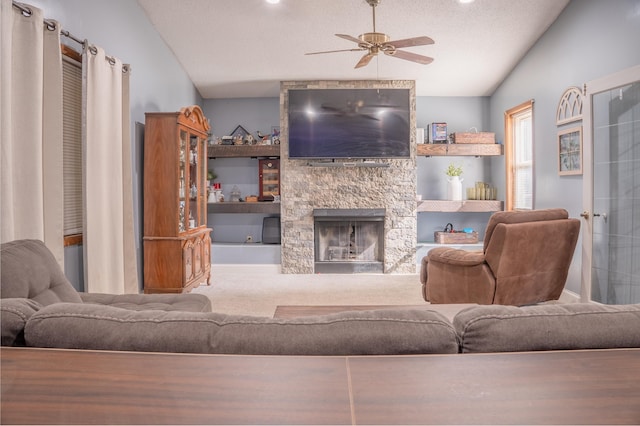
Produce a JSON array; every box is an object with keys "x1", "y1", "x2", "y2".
[
  {"x1": 385, "y1": 49, "x2": 434, "y2": 65},
  {"x1": 355, "y1": 53, "x2": 375, "y2": 68},
  {"x1": 385, "y1": 36, "x2": 434, "y2": 49},
  {"x1": 336, "y1": 33, "x2": 369, "y2": 45},
  {"x1": 306, "y1": 48, "x2": 365, "y2": 55}
]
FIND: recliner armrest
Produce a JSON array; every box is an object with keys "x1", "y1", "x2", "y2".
[{"x1": 428, "y1": 247, "x2": 485, "y2": 266}]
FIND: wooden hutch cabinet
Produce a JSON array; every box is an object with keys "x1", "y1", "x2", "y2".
[{"x1": 143, "y1": 105, "x2": 212, "y2": 293}]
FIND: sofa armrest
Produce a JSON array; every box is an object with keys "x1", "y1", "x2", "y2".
[
  {"x1": 79, "y1": 292, "x2": 212, "y2": 313},
  {"x1": 454, "y1": 303, "x2": 640, "y2": 353},
  {"x1": 428, "y1": 248, "x2": 485, "y2": 266},
  {"x1": 1, "y1": 298, "x2": 42, "y2": 346}
]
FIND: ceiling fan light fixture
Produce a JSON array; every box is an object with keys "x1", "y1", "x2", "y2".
[
  {"x1": 305, "y1": 0, "x2": 434, "y2": 69},
  {"x1": 360, "y1": 32, "x2": 390, "y2": 45}
]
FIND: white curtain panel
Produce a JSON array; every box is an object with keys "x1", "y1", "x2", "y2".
[
  {"x1": 0, "y1": 0, "x2": 63, "y2": 266},
  {"x1": 82, "y1": 45, "x2": 137, "y2": 294}
]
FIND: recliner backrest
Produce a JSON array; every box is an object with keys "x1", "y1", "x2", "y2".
[
  {"x1": 1, "y1": 239, "x2": 82, "y2": 305},
  {"x1": 484, "y1": 217, "x2": 580, "y2": 305},
  {"x1": 483, "y1": 208, "x2": 569, "y2": 252}
]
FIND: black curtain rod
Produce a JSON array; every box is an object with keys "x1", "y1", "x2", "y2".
[{"x1": 11, "y1": 0, "x2": 129, "y2": 72}]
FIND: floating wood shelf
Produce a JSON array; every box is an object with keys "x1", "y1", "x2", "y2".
[
  {"x1": 207, "y1": 202, "x2": 280, "y2": 214},
  {"x1": 418, "y1": 200, "x2": 503, "y2": 213},
  {"x1": 207, "y1": 145, "x2": 280, "y2": 158},
  {"x1": 417, "y1": 144, "x2": 503, "y2": 156}
]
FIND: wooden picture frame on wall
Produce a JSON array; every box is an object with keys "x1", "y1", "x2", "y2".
[{"x1": 558, "y1": 126, "x2": 582, "y2": 175}]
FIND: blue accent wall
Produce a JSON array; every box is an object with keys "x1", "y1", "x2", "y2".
[
  {"x1": 24, "y1": 0, "x2": 640, "y2": 293},
  {"x1": 488, "y1": 0, "x2": 640, "y2": 293},
  {"x1": 28, "y1": 0, "x2": 202, "y2": 291}
]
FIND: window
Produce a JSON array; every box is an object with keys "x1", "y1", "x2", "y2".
[
  {"x1": 62, "y1": 45, "x2": 83, "y2": 246},
  {"x1": 504, "y1": 100, "x2": 534, "y2": 210}
]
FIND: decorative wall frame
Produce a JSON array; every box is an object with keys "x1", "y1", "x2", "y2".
[
  {"x1": 229, "y1": 125, "x2": 250, "y2": 139},
  {"x1": 271, "y1": 126, "x2": 280, "y2": 145},
  {"x1": 556, "y1": 86, "x2": 583, "y2": 125},
  {"x1": 558, "y1": 126, "x2": 582, "y2": 175}
]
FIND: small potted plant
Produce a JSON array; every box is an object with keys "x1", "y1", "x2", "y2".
[
  {"x1": 445, "y1": 163, "x2": 463, "y2": 201},
  {"x1": 207, "y1": 169, "x2": 217, "y2": 185},
  {"x1": 445, "y1": 163, "x2": 463, "y2": 178}
]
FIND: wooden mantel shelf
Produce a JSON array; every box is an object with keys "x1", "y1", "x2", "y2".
[
  {"x1": 418, "y1": 199, "x2": 504, "y2": 213},
  {"x1": 207, "y1": 145, "x2": 280, "y2": 158},
  {"x1": 417, "y1": 143, "x2": 503, "y2": 156}
]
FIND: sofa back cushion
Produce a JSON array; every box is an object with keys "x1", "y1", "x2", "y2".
[
  {"x1": 79, "y1": 292, "x2": 212, "y2": 313},
  {"x1": 1, "y1": 240, "x2": 82, "y2": 305},
  {"x1": 25, "y1": 304, "x2": 459, "y2": 355},
  {"x1": 1, "y1": 298, "x2": 42, "y2": 346},
  {"x1": 454, "y1": 303, "x2": 640, "y2": 353}
]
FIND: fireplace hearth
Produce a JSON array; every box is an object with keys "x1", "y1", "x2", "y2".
[{"x1": 313, "y1": 209, "x2": 385, "y2": 273}]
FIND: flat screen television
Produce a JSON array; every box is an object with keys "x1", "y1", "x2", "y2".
[{"x1": 287, "y1": 88, "x2": 411, "y2": 159}]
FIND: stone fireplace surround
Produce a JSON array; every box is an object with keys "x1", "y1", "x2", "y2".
[{"x1": 279, "y1": 80, "x2": 417, "y2": 274}]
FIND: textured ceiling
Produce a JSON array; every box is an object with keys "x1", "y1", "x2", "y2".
[{"x1": 137, "y1": 0, "x2": 570, "y2": 99}]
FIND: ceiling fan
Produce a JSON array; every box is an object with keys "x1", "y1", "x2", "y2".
[{"x1": 306, "y1": 0, "x2": 434, "y2": 69}]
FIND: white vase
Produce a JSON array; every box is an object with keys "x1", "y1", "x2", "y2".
[{"x1": 447, "y1": 176, "x2": 463, "y2": 201}]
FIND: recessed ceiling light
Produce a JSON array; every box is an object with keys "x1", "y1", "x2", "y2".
[
  {"x1": 458, "y1": 0, "x2": 475, "y2": 3},
  {"x1": 266, "y1": 0, "x2": 280, "y2": 4}
]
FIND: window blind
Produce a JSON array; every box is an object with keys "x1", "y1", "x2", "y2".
[
  {"x1": 62, "y1": 55, "x2": 83, "y2": 236},
  {"x1": 513, "y1": 109, "x2": 533, "y2": 210}
]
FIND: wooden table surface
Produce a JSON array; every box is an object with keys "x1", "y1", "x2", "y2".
[{"x1": 2, "y1": 347, "x2": 639, "y2": 425}]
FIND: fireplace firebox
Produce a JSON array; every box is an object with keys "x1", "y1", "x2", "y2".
[{"x1": 313, "y1": 209, "x2": 385, "y2": 273}]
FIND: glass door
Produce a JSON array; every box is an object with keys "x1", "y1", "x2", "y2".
[
  {"x1": 198, "y1": 134, "x2": 207, "y2": 227},
  {"x1": 188, "y1": 133, "x2": 199, "y2": 230},
  {"x1": 582, "y1": 65, "x2": 640, "y2": 303},
  {"x1": 259, "y1": 159, "x2": 280, "y2": 201}
]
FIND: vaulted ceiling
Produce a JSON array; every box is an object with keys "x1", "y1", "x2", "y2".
[{"x1": 137, "y1": 0, "x2": 570, "y2": 99}]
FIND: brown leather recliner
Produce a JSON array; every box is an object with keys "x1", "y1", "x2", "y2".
[{"x1": 420, "y1": 208, "x2": 580, "y2": 306}]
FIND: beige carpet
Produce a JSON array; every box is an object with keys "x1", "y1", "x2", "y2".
[{"x1": 192, "y1": 264, "x2": 427, "y2": 317}]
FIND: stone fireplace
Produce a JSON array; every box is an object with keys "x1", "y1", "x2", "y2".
[
  {"x1": 314, "y1": 208, "x2": 385, "y2": 273},
  {"x1": 279, "y1": 80, "x2": 417, "y2": 274}
]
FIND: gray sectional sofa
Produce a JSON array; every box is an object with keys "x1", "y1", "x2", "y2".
[{"x1": 2, "y1": 239, "x2": 640, "y2": 355}]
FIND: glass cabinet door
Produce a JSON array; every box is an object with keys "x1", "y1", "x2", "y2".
[
  {"x1": 178, "y1": 130, "x2": 187, "y2": 233},
  {"x1": 259, "y1": 159, "x2": 280, "y2": 201},
  {"x1": 199, "y1": 136, "x2": 207, "y2": 227},
  {"x1": 188, "y1": 134, "x2": 199, "y2": 230}
]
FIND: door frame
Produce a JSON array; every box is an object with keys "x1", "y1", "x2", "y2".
[{"x1": 581, "y1": 64, "x2": 640, "y2": 302}]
